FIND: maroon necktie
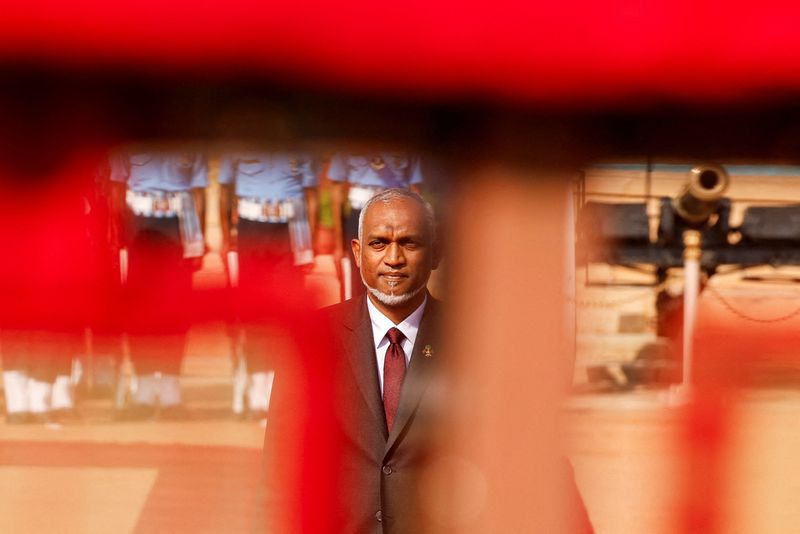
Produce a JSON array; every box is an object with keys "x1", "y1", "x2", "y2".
[{"x1": 383, "y1": 327, "x2": 407, "y2": 433}]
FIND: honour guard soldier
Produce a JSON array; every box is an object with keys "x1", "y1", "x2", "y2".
[
  {"x1": 110, "y1": 148, "x2": 208, "y2": 419},
  {"x1": 0, "y1": 164, "x2": 95, "y2": 424},
  {"x1": 327, "y1": 152, "x2": 423, "y2": 301},
  {"x1": 218, "y1": 151, "x2": 317, "y2": 420}
]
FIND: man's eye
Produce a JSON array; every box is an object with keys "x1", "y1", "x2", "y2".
[{"x1": 369, "y1": 241, "x2": 385, "y2": 248}]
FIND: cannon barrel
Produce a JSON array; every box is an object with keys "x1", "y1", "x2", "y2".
[{"x1": 672, "y1": 164, "x2": 730, "y2": 224}]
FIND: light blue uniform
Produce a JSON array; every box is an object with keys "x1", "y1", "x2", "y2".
[
  {"x1": 110, "y1": 152, "x2": 208, "y2": 191},
  {"x1": 217, "y1": 153, "x2": 316, "y2": 198},
  {"x1": 218, "y1": 152, "x2": 316, "y2": 267},
  {"x1": 109, "y1": 150, "x2": 208, "y2": 257},
  {"x1": 327, "y1": 153, "x2": 423, "y2": 188}
]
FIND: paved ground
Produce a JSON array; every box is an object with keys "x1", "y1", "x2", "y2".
[
  {"x1": 566, "y1": 387, "x2": 800, "y2": 534},
  {"x1": 0, "y1": 372, "x2": 268, "y2": 533}
]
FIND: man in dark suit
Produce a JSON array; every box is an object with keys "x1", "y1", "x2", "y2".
[
  {"x1": 264, "y1": 188, "x2": 442, "y2": 534},
  {"x1": 262, "y1": 188, "x2": 593, "y2": 534}
]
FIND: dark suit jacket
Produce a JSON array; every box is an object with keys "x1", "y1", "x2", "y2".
[{"x1": 263, "y1": 294, "x2": 443, "y2": 534}]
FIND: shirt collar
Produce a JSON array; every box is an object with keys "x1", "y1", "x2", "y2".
[{"x1": 366, "y1": 294, "x2": 427, "y2": 348}]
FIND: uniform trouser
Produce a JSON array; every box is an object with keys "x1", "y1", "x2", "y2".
[
  {"x1": 125, "y1": 214, "x2": 191, "y2": 376},
  {"x1": 236, "y1": 219, "x2": 302, "y2": 374},
  {"x1": 86, "y1": 244, "x2": 125, "y2": 392},
  {"x1": 342, "y1": 208, "x2": 365, "y2": 300},
  {"x1": 1, "y1": 330, "x2": 76, "y2": 382}
]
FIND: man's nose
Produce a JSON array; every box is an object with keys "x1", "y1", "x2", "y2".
[{"x1": 384, "y1": 243, "x2": 405, "y2": 266}]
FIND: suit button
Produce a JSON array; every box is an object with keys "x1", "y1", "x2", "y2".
[
  {"x1": 382, "y1": 465, "x2": 393, "y2": 475},
  {"x1": 375, "y1": 510, "x2": 382, "y2": 522}
]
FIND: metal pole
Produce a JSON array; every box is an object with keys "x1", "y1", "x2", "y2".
[
  {"x1": 227, "y1": 250, "x2": 248, "y2": 416},
  {"x1": 565, "y1": 180, "x2": 577, "y2": 383},
  {"x1": 645, "y1": 157, "x2": 659, "y2": 243},
  {"x1": 681, "y1": 230, "x2": 702, "y2": 388}
]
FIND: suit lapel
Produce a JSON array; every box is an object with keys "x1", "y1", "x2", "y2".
[
  {"x1": 342, "y1": 297, "x2": 389, "y2": 440},
  {"x1": 384, "y1": 298, "x2": 439, "y2": 457}
]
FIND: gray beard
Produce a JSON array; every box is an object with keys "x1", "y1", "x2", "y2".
[{"x1": 362, "y1": 276, "x2": 425, "y2": 307}]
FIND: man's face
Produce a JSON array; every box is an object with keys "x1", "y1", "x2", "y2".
[{"x1": 352, "y1": 197, "x2": 438, "y2": 304}]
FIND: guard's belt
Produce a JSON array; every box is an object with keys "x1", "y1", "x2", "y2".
[
  {"x1": 126, "y1": 190, "x2": 181, "y2": 217},
  {"x1": 237, "y1": 197, "x2": 296, "y2": 223},
  {"x1": 348, "y1": 186, "x2": 384, "y2": 211}
]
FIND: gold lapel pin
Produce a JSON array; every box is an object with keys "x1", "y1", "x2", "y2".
[{"x1": 423, "y1": 345, "x2": 434, "y2": 358}]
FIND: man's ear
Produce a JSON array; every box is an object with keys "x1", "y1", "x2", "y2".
[
  {"x1": 351, "y1": 239, "x2": 361, "y2": 269},
  {"x1": 431, "y1": 238, "x2": 442, "y2": 270}
]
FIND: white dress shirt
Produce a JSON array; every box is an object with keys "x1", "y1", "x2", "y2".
[{"x1": 366, "y1": 295, "x2": 427, "y2": 396}]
